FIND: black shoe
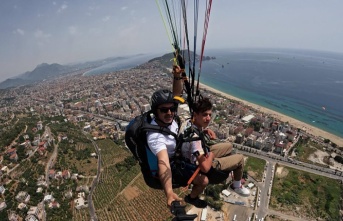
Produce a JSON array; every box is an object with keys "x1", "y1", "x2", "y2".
[{"x1": 184, "y1": 195, "x2": 207, "y2": 208}]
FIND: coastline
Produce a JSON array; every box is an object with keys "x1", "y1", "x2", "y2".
[{"x1": 198, "y1": 82, "x2": 343, "y2": 147}]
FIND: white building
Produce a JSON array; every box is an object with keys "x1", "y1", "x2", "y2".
[
  {"x1": 222, "y1": 189, "x2": 231, "y2": 197},
  {"x1": 242, "y1": 114, "x2": 255, "y2": 123},
  {"x1": 83, "y1": 125, "x2": 91, "y2": 132},
  {"x1": 36, "y1": 187, "x2": 43, "y2": 193},
  {"x1": 74, "y1": 192, "x2": 88, "y2": 210},
  {"x1": 15, "y1": 191, "x2": 30, "y2": 203},
  {"x1": 18, "y1": 202, "x2": 27, "y2": 210},
  {"x1": 25, "y1": 214, "x2": 39, "y2": 221},
  {"x1": 0, "y1": 185, "x2": 5, "y2": 194},
  {"x1": 141, "y1": 103, "x2": 150, "y2": 112},
  {"x1": 0, "y1": 201, "x2": 7, "y2": 211},
  {"x1": 247, "y1": 183, "x2": 255, "y2": 189},
  {"x1": 44, "y1": 194, "x2": 54, "y2": 203},
  {"x1": 1, "y1": 166, "x2": 8, "y2": 173},
  {"x1": 27, "y1": 206, "x2": 40, "y2": 218},
  {"x1": 200, "y1": 208, "x2": 207, "y2": 221}
]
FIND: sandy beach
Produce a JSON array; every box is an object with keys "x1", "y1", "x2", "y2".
[{"x1": 198, "y1": 82, "x2": 343, "y2": 147}]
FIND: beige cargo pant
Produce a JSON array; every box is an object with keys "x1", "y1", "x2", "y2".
[{"x1": 210, "y1": 142, "x2": 244, "y2": 182}]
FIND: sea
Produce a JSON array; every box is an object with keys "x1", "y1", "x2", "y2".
[
  {"x1": 86, "y1": 48, "x2": 343, "y2": 139},
  {"x1": 83, "y1": 53, "x2": 159, "y2": 76}
]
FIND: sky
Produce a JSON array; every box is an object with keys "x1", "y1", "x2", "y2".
[{"x1": 1, "y1": 0, "x2": 343, "y2": 83}]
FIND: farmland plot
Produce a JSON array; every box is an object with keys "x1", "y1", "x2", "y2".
[
  {"x1": 96, "y1": 175, "x2": 173, "y2": 221},
  {"x1": 90, "y1": 139, "x2": 175, "y2": 221},
  {"x1": 72, "y1": 208, "x2": 89, "y2": 221}
]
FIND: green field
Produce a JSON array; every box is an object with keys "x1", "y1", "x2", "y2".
[
  {"x1": 244, "y1": 156, "x2": 266, "y2": 181},
  {"x1": 270, "y1": 166, "x2": 342, "y2": 221}
]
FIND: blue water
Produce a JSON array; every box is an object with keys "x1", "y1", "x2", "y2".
[
  {"x1": 83, "y1": 53, "x2": 159, "y2": 76},
  {"x1": 200, "y1": 48, "x2": 343, "y2": 138},
  {"x1": 84, "y1": 48, "x2": 343, "y2": 139}
]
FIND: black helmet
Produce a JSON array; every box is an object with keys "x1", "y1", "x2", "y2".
[{"x1": 151, "y1": 89, "x2": 175, "y2": 113}]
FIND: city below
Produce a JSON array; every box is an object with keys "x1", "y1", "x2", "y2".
[{"x1": 0, "y1": 58, "x2": 342, "y2": 221}]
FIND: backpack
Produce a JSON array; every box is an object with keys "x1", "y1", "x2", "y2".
[{"x1": 124, "y1": 110, "x2": 180, "y2": 189}]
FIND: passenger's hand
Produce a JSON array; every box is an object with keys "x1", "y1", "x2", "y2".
[
  {"x1": 204, "y1": 128, "x2": 217, "y2": 139},
  {"x1": 173, "y1": 65, "x2": 182, "y2": 76},
  {"x1": 167, "y1": 192, "x2": 182, "y2": 208}
]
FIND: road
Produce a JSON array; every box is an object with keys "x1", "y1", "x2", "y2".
[
  {"x1": 234, "y1": 144, "x2": 343, "y2": 221},
  {"x1": 77, "y1": 112, "x2": 343, "y2": 220},
  {"x1": 44, "y1": 126, "x2": 58, "y2": 191},
  {"x1": 85, "y1": 133, "x2": 102, "y2": 221},
  {"x1": 234, "y1": 144, "x2": 343, "y2": 180}
]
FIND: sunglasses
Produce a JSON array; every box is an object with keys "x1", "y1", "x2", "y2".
[{"x1": 158, "y1": 106, "x2": 177, "y2": 113}]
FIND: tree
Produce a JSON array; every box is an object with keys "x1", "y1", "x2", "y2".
[
  {"x1": 323, "y1": 139, "x2": 330, "y2": 144},
  {"x1": 249, "y1": 121, "x2": 262, "y2": 131},
  {"x1": 17, "y1": 145, "x2": 27, "y2": 162},
  {"x1": 334, "y1": 155, "x2": 343, "y2": 164},
  {"x1": 0, "y1": 210, "x2": 7, "y2": 221}
]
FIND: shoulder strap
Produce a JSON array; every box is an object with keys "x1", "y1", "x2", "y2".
[
  {"x1": 141, "y1": 124, "x2": 178, "y2": 140},
  {"x1": 142, "y1": 110, "x2": 178, "y2": 139},
  {"x1": 173, "y1": 124, "x2": 210, "y2": 160}
]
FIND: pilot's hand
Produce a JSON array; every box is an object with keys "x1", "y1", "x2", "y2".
[{"x1": 167, "y1": 192, "x2": 182, "y2": 208}]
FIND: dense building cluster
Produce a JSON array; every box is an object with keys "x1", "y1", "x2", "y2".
[
  {"x1": 1, "y1": 60, "x2": 341, "y2": 220},
  {"x1": 0, "y1": 60, "x2": 324, "y2": 156}
]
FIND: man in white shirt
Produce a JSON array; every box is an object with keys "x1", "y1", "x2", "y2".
[{"x1": 147, "y1": 67, "x2": 208, "y2": 209}]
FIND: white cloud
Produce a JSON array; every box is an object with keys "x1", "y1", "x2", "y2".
[
  {"x1": 68, "y1": 26, "x2": 77, "y2": 35},
  {"x1": 16, "y1": 28, "x2": 25, "y2": 35},
  {"x1": 102, "y1": 16, "x2": 110, "y2": 22},
  {"x1": 53, "y1": 2, "x2": 56, "y2": 6},
  {"x1": 34, "y1": 29, "x2": 51, "y2": 39},
  {"x1": 57, "y1": 3, "x2": 68, "y2": 13},
  {"x1": 121, "y1": 6, "x2": 127, "y2": 11}
]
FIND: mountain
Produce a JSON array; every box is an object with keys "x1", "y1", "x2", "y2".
[
  {"x1": 22, "y1": 63, "x2": 67, "y2": 81},
  {"x1": 0, "y1": 63, "x2": 75, "y2": 89},
  {"x1": 0, "y1": 56, "x2": 126, "y2": 89},
  {"x1": 148, "y1": 50, "x2": 196, "y2": 67},
  {"x1": 0, "y1": 78, "x2": 31, "y2": 89},
  {"x1": 148, "y1": 50, "x2": 215, "y2": 67},
  {"x1": 0, "y1": 53, "x2": 214, "y2": 89}
]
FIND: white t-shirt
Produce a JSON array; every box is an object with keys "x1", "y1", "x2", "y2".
[
  {"x1": 146, "y1": 119, "x2": 179, "y2": 158},
  {"x1": 181, "y1": 122, "x2": 204, "y2": 164}
]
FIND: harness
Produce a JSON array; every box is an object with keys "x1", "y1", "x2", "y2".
[{"x1": 145, "y1": 115, "x2": 209, "y2": 189}]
